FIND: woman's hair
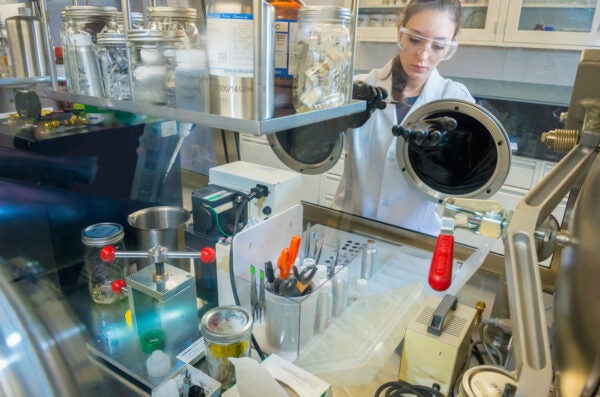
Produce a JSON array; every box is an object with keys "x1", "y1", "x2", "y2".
[
  {"x1": 400, "y1": 0, "x2": 463, "y2": 38},
  {"x1": 389, "y1": 0, "x2": 462, "y2": 102}
]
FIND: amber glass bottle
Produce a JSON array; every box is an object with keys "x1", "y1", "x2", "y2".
[{"x1": 268, "y1": 0, "x2": 303, "y2": 116}]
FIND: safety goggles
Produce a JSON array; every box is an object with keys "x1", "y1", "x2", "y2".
[{"x1": 397, "y1": 27, "x2": 458, "y2": 61}]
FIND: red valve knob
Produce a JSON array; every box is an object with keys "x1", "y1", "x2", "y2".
[
  {"x1": 200, "y1": 247, "x2": 216, "y2": 263},
  {"x1": 112, "y1": 279, "x2": 126, "y2": 294},
  {"x1": 428, "y1": 234, "x2": 454, "y2": 291},
  {"x1": 100, "y1": 245, "x2": 116, "y2": 262}
]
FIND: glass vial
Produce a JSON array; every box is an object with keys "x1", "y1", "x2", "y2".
[
  {"x1": 293, "y1": 6, "x2": 351, "y2": 112},
  {"x1": 267, "y1": 0, "x2": 303, "y2": 115},
  {"x1": 81, "y1": 223, "x2": 127, "y2": 305}
]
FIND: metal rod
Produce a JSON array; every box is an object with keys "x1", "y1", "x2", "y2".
[{"x1": 36, "y1": 0, "x2": 57, "y2": 90}]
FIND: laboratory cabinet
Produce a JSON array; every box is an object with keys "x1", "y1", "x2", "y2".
[{"x1": 357, "y1": 0, "x2": 600, "y2": 50}]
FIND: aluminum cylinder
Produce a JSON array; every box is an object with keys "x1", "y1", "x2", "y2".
[{"x1": 6, "y1": 15, "x2": 49, "y2": 78}]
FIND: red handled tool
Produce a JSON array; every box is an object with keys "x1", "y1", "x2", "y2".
[{"x1": 428, "y1": 233, "x2": 454, "y2": 291}]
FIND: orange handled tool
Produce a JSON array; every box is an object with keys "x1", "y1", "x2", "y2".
[
  {"x1": 277, "y1": 248, "x2": 291, "y2": 280},
  {"x1": 287, "y1": 235, "x2": 302, "y2": 269},
  {"x1": 428, "y1": 233, "x2": 454, "y2": 291}
]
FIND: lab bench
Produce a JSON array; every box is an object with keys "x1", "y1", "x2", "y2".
[{"x1": 0, "y1": 201, "x2": 511, "y2": 397}]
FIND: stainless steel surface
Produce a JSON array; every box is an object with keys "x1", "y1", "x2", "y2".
[
  {"x1": 397, "y1": 99, "x2": 512, "y2": 203},
  {"x1": 0, "y1": 76, "x2": 51, "y2": 87},
  {"x1": 0, "y1": 261, "x2": 148, "y2": 396},
  {"x1": 127, "y1": 206, "x2": 191, "y2": 270},
  {"x1": 552, "y1": 49, "x2": 600, "y2": 397},
  {"x1": 38, "y1": 0, "x2": 57, "y2": 89},
  {"x1": 502, "y1": 48, "x2": 600, "y2": 395},
  {"x1": 6, "y1": 15, "x2": 49, "y2": 78},
  {"x1": 40, "y1": 89, "x2": 365, "y2": 135},
  {"x1": 207, "y1": 0, "x2": 274, "y2": 120},
  {"x1": 554, "y1": 154, "x2": 600, "y2": 397}
]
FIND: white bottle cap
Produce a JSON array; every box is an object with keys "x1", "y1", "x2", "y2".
[{"x1": 146, "y1": 350, "x2": 171, "y2": 378}]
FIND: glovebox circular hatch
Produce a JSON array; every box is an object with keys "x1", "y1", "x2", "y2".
[{"x1": 395, "y1": 99, "x2": 511, "y2": 203}]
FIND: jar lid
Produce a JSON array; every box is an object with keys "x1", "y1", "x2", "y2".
[
  {"x1": 81, "y1": 223, "x2": 124, "y2": 246},
  {"x1": 62, "y1": 5, "x2": 119, "y2": 17},
  {"x1": 200, "y1": 306, "x2": 253, "y2": 345},
  {"x1": 298, "y1": 6, "x2": 350, "y2": 22},
  {"x1": 127, "y1": 29, "x2": 187, "y2": 43},
  {"x1": 97, "y1": 32, "x2": 127, "y2": 44},
  {"x1": 147, "y1": 7, "x2": 197, "y2": 20}
]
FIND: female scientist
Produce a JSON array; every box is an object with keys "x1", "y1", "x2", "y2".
[{"x1": 333, "y1": 0, "x2": 474, "y2": 235}]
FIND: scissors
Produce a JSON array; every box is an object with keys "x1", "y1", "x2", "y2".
[{"x1": 280, "y1": 265, "x2": 317, "y2": 297}]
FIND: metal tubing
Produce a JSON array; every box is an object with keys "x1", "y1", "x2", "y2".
[{"x1": 36, "y1": 0, "x2": 57, "y2": 89}]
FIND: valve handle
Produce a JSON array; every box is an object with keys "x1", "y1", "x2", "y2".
[
  {"x1": 101, "y1": 245, "x2": 116, "y2": 262},
  {"x1": 428, "y1": 234, "x2": 454, "y2": 291},
  {"x1": 112, "y1": 279, "x2": 126, "y2": 294},
  {"x1": 200, "y1": 247, "x2": 216, "y2": 263}
]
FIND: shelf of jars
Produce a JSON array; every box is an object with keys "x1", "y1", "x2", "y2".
[{"x1": 42, "y1": 89, "x2": 365, "y2": 136}]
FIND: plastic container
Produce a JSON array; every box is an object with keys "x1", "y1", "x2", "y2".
[
  {"x1": 293, "y1": 6, "x2": 351, "y2": 112},
  {"x1": 200, "y1": 306, "x2": 253, "y2": 389},
  {"x1": 265, "y1": 283, "x2": 319, "y2": 356},
  {"x1": 81, "y1": 223, "x2": 127, "y2": 305},
  {"x1": 294, "y1": 283, "x2": 425, "y2": 385}
]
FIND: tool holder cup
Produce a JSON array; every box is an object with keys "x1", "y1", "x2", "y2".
[{"x1": 264, "y1": 282, "x2": 319, "y2": 357}]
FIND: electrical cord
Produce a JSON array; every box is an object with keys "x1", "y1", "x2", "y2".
[
  {"x1": 374, "y1": 380, "x2": 445, "y2": 397},
  {"x1": 227, "y1": 186, "x2": 268, "y2": 361}
]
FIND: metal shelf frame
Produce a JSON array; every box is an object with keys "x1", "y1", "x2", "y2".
[
  {"x1": 36, "y1": 0, "x2": 363, "y2": 135},
  {"x1": 42, "y1": 89, "x2": 365, "y2": 135}
]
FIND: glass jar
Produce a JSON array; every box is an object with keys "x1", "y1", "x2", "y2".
[
  {"x1": 60, "y1": 5, "x2": 120, "y2": 95},
  {"x1": 147, "y1": 7, "x2": 201, "y2": 49},
  {"x1": 200, "y1": 306, "x2": 253, "y2": 389},
  {"x1": 96, "y1": 32, "x2": 131, "y2": 100},
  {"x1": 128, "y1": 29, "x2": 189, "y2": 106},
  {"x1": 293, "y1": 6, "x2": 351, "y2": 112},
  {"x1": 81, "y1": 223, "x2": 127, "y2": 305},
  {"x1": 175, "y1": 48, "x2": 209, "y2": 111}
]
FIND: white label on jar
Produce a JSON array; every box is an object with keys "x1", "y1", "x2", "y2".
[
  {"x1": 206, "y1": 13, "x2": 254, "y2": 78},
  {"x1": 274, "y1": 19, "x2": 297, "y2": 78}
]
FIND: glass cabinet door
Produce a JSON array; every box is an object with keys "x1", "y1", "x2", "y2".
[
  {"x1": 457, "y1": 0, "x2": 504, "y2": 43},
  {"x1": 503, "y1": 0, "x2": 600, "y2": 48},
  {"x1": 357, "y1": 0, "x2": 503, "y2": 44}
]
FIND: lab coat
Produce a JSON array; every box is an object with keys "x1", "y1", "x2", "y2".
[{"x1": 333, "y1": 58, "x2": 474, "y2": 235}]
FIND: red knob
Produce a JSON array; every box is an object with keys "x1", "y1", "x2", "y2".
[
  {"x1": 112, "y1": 279, "x2": 126, "y2": 294},
  {"x1": 200, "y1": 247, "x2": 216, "y2": 263},
  {"x1": 100, "y1": 245, "x2": 116, "y2": 262},
  {"x1": 428, "y1": 234, "x2": 454, "y2": 291}
]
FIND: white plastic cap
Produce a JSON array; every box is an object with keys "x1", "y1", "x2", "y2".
[
  {"x1": 146, "y1": 349, "x2": 171, "y2": 378},
  {"x1": 355, "y1": 278, "x2": 368, "y2": 291}
]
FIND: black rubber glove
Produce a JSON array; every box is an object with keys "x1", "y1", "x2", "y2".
[{"x1": 348, "y1": 81, "x2": 389, "y2": 128}]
